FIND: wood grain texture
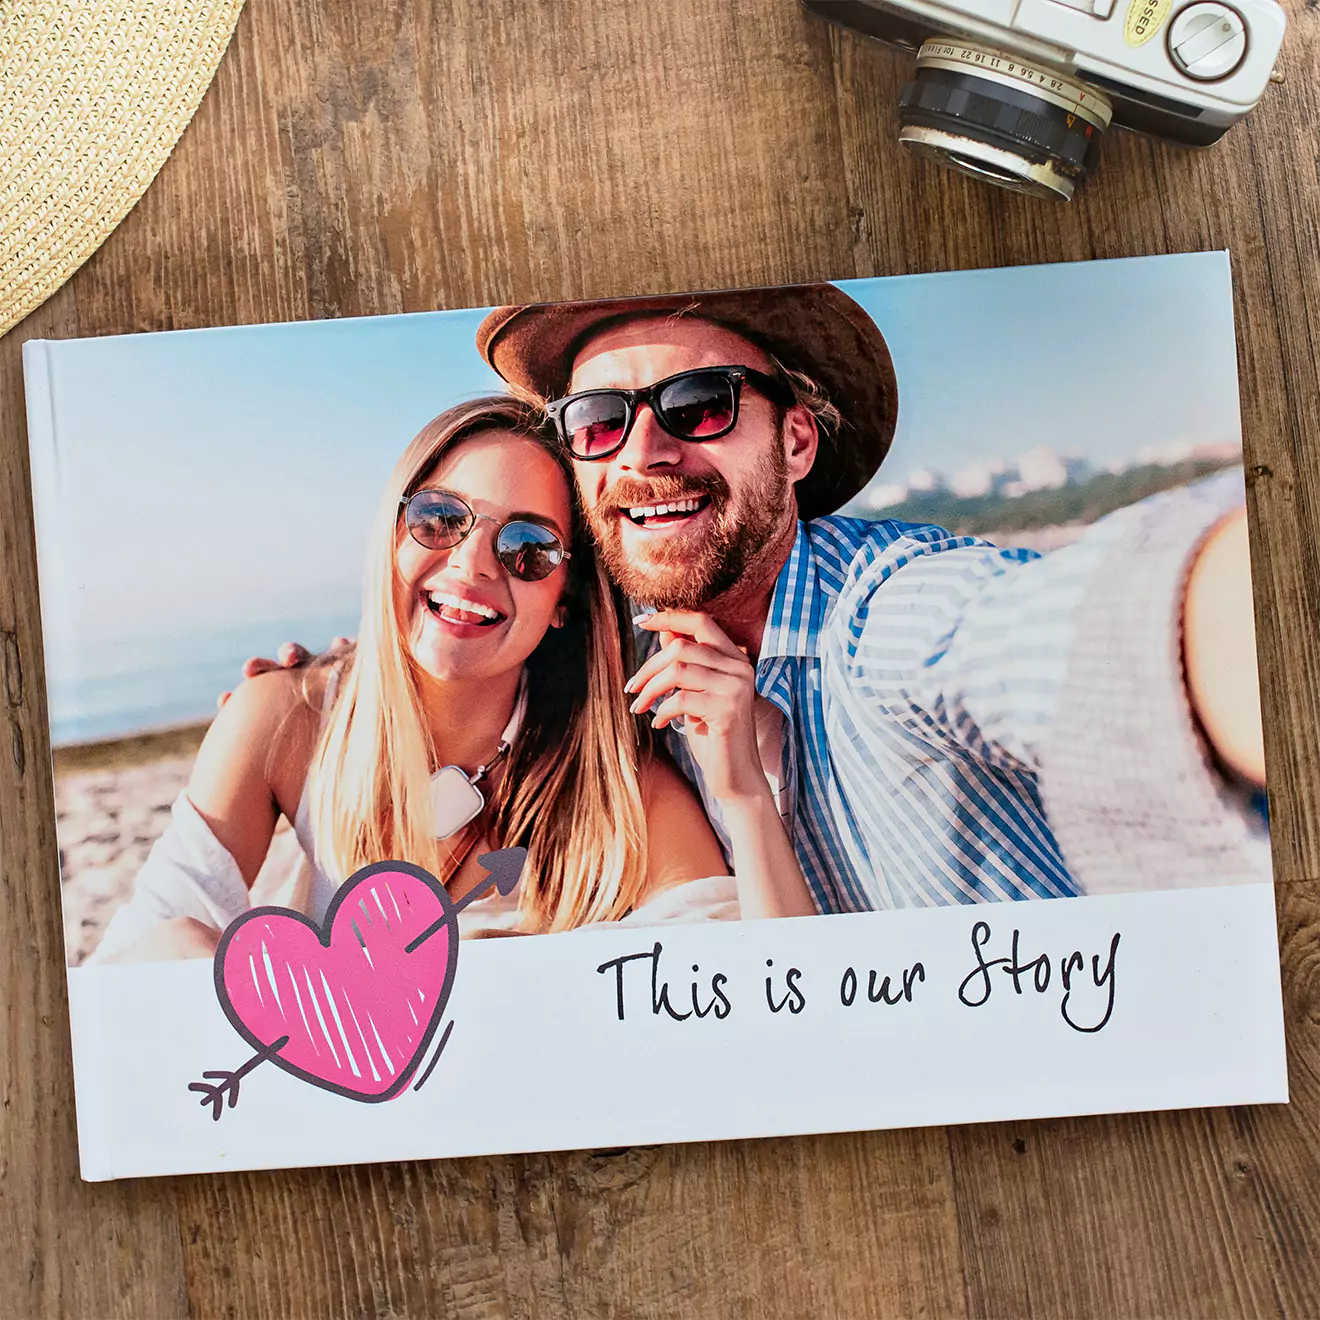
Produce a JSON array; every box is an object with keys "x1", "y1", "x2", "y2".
[{"x1": 1, "y1": 0, "x2": 1318, "y2": 1314}]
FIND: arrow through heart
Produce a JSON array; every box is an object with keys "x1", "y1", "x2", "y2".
[{"x1": 191, "y1": 849, "x2": 526, "y2": 1117}]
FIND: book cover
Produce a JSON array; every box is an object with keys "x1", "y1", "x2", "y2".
[{"x1": 24, "y1": 253, "x2": 1286, "y2": 1181}]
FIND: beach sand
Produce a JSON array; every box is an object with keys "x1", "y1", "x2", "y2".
[{"x1": 54, "y1": 723, "x2": 305, "y2": 966}]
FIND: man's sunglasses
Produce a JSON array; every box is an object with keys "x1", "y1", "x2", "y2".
[
  {"x1": 545, "y1": 365, "x2": 796, "y2": 462},
  {"x1": 400, "y1": 489, "x2": 571, "y2": 583}
]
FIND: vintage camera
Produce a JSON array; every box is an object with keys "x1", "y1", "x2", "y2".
[{"x1": 804, "y1": 0, "x2": 1286, "y2": 199}]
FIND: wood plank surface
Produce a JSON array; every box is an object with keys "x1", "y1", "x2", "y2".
[{"x1": 1, "y1": 0, "x2": 1318, "y2": 1314}]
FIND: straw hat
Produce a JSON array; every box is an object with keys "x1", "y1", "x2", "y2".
[
  {"x1": 0, "y1": 0, "x2": 246, "y2": 338},
  {"x1": 477, "y1": 283, "x2": 899, "y2": 520}
]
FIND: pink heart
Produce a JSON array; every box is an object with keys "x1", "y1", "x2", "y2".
[{"x1": 215, "y1": 861, "x2": 458, "y2": 1102}]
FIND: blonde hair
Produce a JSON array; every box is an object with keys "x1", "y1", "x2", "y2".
[{"x1": 303, "y1": 395, "x2": 650, "y2": 931}]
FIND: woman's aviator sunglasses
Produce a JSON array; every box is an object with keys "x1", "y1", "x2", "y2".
[
  {"x1": 545, "y1": 365, "x2": 796, "y2": 462},
  {"x1": 400, "y1": 489, "x2": 571, "y2": 583}
]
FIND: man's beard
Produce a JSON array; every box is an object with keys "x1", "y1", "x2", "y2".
[{"x1": 584, "y1": 442, "x2": 792, "y2": 610}]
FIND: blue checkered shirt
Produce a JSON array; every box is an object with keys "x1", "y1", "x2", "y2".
[{"x1": 645, "y1": 514, "x2": 1086, "y2": 912}]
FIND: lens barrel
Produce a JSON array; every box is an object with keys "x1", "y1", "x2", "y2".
[{"x1": 898, "y1": 41, "x2": 1113, "y2": 200}]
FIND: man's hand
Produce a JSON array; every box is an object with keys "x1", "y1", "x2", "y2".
[
  {"x1": 216, "y1": 637, "x2": 351, "y2": 709},
  {"x1": 1183, "y1": 508, "x2": 1266, "y2": 786},
  {"x1": 627, "y1": 611, "x2": 767, "y2": 804}
]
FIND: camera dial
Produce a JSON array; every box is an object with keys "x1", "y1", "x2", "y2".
[
  {"x1": 898, "y1": 40, "x2": 1113, "y2": 201},
  {"x1": 1167, "y1": 3, "x2": 1248, "y2": 80}
]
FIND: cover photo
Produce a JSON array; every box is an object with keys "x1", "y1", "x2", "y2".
[{"x1": 24, "y1": 252, "x2": 1286, "y2": 1180}]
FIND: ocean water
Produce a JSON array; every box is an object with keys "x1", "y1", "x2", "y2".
[{"x1": 47, "y1": 608, "x2": 361, "y2": 746}]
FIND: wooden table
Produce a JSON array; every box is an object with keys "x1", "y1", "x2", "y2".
[{"x1": 2, "y1": 1, "x2": 1317, "y2": 1314}]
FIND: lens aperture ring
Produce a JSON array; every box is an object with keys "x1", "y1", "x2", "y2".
[{"x1": 899, "y1": 67, "x2": 1103, "y2": 174}]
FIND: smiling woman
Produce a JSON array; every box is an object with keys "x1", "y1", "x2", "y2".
[
  {"x1": 90, "y1": 396, "x2": 740, "y2": 961},
  {"x1": 392, "y1": 434, "x2": 574, "y2": 683}
]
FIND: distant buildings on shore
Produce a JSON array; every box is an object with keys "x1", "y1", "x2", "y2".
[{"x1": 857, "y1": 441, "x2": 1243, "y2": 515}]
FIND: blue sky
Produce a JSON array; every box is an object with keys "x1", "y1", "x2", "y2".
[
  {"x1": 27, "y1": 252, "x2": 1240, "y2": 736},
  {"x1": 859, "y1": 252, "x2": 1240, "y2": 489}
]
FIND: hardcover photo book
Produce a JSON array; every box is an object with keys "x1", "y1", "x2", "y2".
[{"x1": 23, "y1": 251, "x2": 1286, "y2": 1180}]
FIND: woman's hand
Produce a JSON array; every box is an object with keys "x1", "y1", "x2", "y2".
[{"x1": 626, "y1": 611, "x2": 768, "y2": 806}]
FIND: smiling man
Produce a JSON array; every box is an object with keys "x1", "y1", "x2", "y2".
[{"x1": 473, "y1": 284, "x2": 1269, "y2": 914}]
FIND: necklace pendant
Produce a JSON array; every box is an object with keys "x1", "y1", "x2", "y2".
[{"x1": 430, "y1": 765, "x2": 487, "y2": 839}]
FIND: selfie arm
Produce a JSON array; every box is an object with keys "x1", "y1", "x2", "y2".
[{"x1": 842, "y1": 469, "x2": 1267, "y2": 894}]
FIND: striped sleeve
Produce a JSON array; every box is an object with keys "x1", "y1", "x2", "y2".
[
  {"x1": 832, "y1": 472, "x2": 1253, "y2": 775},
  {"x1": 827, "y1": 521, "x2": 1068, "y2": 772},
  {"x1": 1034, "y1": 470, "x2": 1270, "y2": 892},
  {"x1": 831, "y1": 471, "x2": 1267, "y2": 892}
]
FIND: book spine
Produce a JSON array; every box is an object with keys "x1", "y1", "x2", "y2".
[
  {"x1": 20, "y1": 339, "x2": 61, "y2": 641},
  {"x1": 21, "y1": 340, "x2": 112, "y2": 1180}
]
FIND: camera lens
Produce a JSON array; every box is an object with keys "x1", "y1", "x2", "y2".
[{"x1": 898, "y1": 40, "x2": 1113, "y2": 201}]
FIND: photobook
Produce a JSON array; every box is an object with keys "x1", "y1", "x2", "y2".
[{"x1": 25, "y1": 252, "x2": 1286, "y2": 1181}]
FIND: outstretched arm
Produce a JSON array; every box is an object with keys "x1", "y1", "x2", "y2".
[{"x1": 841, "y1": 469, "x2": 1268, "y2": 894}]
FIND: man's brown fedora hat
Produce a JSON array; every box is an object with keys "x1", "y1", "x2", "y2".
[{"x1": 476, "y1": 282, "x2": 898, "y2": 521}]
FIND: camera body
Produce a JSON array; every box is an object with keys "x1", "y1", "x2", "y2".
[{"x1": 805, "y1": 0, "x2": 1286, "y2": 198}]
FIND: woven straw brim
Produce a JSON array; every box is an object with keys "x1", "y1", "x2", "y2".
[{"x1": 0, "y1": 0, "x2": 245, "y2": 338}]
